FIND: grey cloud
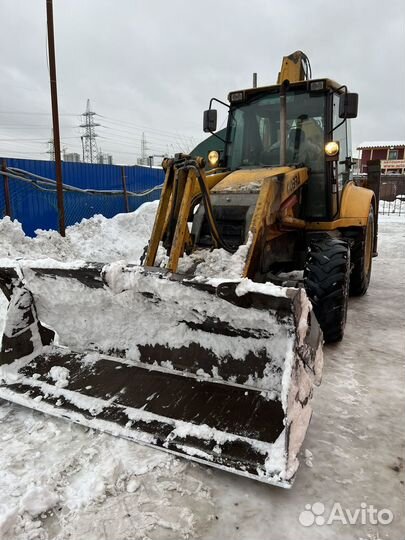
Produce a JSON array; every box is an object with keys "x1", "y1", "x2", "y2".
[{"x1": 0, "y1": 0, "x2": 403, "y2": 163}]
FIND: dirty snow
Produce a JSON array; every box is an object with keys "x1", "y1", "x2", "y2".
[
  {"x1": 177, "y1": 233, "x2": 252, "y2": 278},
  {"x1": 0, "y1": 203, "x2": 404, "y2": 539}
]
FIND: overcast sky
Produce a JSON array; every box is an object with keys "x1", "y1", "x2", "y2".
[{"x1": 0, "y1": 0, "x2": 404, "y2": 165}]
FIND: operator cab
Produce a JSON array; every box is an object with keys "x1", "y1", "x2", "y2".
[
  {"x1": 226, "y1": 84, "x2": 325, "y2": 172},
  {"x1": 203, "y1": 79, "x2": 358, "y2": 220}
]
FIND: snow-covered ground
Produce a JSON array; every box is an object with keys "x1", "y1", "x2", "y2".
[{"x1": 0, "y1": 204, "x2": 404, "y2": 539}]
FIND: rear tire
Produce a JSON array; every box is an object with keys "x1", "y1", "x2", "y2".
[
  {"x1": 343, "y1": 206, "x2": 374, "y2": 296},
  {"x1": 304, "y1": 237, "x2": 350, "y2": 344}
]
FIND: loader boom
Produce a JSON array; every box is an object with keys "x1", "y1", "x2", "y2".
[
  {"x1": 277, "y1": 50, "x2": 311, "y2": 84},
  {"x1": 145, "y1": 155, "x2": 309, "y2": 276}
]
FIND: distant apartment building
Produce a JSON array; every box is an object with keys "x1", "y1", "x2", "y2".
[
  {"x1": 97, "y1": 152, "x2": 113, "y2": 165},
  {"x1": 357, "y1": 141, "x2": 405, "y2": 174},
  {"x1": 63, "y1": 152, "x2": 81, "y2": 163},
  {"x1": 136, "y1": 157, "x2": 149, "y2": 166}
]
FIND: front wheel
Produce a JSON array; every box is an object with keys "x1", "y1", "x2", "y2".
[{"x1": 304, "y1": 237, "x2": 350, "y2": 344}]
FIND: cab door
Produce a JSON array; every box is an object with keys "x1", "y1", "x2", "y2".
[{"x1": 331, "y1": 92, "x2": 352, "y2": 216}]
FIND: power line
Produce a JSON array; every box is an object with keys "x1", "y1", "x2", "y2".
[
  {"x1": 96, "y1": 114, "x2": 196, "y2": 143},
  {"x1": 99, "y1": 122, "x2": 196, "y2": 154},
  {"x1": 98, "y1": 134, "x2": 171, "y2": 152},
  {"x1": 0, "y1": 124, "x2": 74, "y2": 130},
  {"x1": 0, "y1": 137, "x2": 54, "y2": 142},
  {"x1": 105, "y1": 138, "x2": 171, "y2": 155},
  {"x1": 0, "y1": 111, "x2": 81, "y2": 116},
  {"x1": 0, "y1": 113, "x2": 197, "y2": 147},
  {"x1": 0, "y1": 103, "x2": 202, "y2": 162},
  {"x1": 0, "y1": 110, "x2": 197, "y2": 142},
  {"x1": 0, "y1": 114, "x2": 197, "y2": 157},
  {"x1": 0, "y1": 149, "x2": 46, "y2": 155},
  {"x1": 96, "y1": 124, "x2": 194, "y2": 155},
  {"x1": 98, "y1": 122, "x2": 192, "y2": 149}
]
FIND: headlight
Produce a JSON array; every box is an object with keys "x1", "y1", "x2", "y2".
[
  {"x1": 325, "y1": 141, "x2": 340, "y2": 156},
  {"x1": 208, "y1": 150, "x2": 220, "y2": 167},
  {"x1": 228, "y1": 91, "x2": 244, "y2": 103},
  {"x1": 309, "y1": 80, "x2": 325, "y2": 92}
]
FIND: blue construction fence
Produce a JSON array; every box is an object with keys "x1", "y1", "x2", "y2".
[{"x1": 0, "y1": 157, "x2": 164, "y2": 236}]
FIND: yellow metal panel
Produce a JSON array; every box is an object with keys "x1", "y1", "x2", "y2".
[
  {"x1": 306, "y1": 182, "x2": 375, "y2": 231},
  {"x1": 306, "y1": 218, "x2": 368, "y2": 230},
  {"x1": 277, "y1": 51, "x2": 306, "y2": 84},
  {"x1": 203, "y1": 170, "x2": 230, "y2": 186},
  {"x1": 280, "y1": 168, "x2": 309, "y2": 200},
  {"x1": 243, "y1": 177, "x2": 280, "y2": 277},
  {"x1": 192, "y1": 170, "x2": 229, "y2": 199},
  {"x1": 281, "y1": 216, "x2": 306, "y2": 229},
  {"x1": 243, "y1": 167, "x2": 309, "y2": 276},
  {"x1": 212, "y1": 167, "x2": 292, "y2": 192},
  {"x1": 167, "y1": 170, "x2": 197, "y2": 272},
  {"x1": 145, "y1": 162, "x2": 174, "y2": 267},
  {"x1": 339, "y1": 181, "x2": 375, "y2": 220}
]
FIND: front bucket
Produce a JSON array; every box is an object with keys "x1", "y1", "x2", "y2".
[{"x1": 0, "y1": 260, "x2": 322, "y2": 487}]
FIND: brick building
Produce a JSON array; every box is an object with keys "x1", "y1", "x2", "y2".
[{"x1": 357, "y1": 141, "x2": 405, "y2": 174}]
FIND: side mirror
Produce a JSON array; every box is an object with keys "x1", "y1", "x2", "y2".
[
  {"x1": 203, "y1": 109, "x2": 217, "y2": 133},
  {"x1": 339, "y1": 93, "x2": 358, "y2": 119}
]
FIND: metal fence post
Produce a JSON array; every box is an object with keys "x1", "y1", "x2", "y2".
[
  {"x1": 2, "y1": 159, "x2": 12, "y2": 218},
  {"x1": 121, "y1": 166, "x2": 129, "y2": 213}
]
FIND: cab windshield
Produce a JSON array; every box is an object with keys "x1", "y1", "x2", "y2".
[{"x1": 225, "y1": 90, "x2": 326, "y2": 171}]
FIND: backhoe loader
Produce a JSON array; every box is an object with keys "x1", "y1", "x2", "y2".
[{"x1": 0, "y1": 51, "x2": 379, "y2": 487}]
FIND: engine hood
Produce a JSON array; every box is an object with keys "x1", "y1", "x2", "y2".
[{"x1": 211, "y1": 166, "x2": 294, "y2": 193}]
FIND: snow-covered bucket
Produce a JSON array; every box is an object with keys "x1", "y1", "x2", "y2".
[{"x1": 0, "y1": 260, "x2": 322, "y2": 487}]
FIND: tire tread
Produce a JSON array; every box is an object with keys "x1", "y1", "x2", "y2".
[{"x1": 304, "y1": 238, "x2": 350, "y2": 343}]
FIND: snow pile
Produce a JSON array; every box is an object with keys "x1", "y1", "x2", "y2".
[
  {"x1": 0, "y1": 200, "x2": 158, "y2": 263},
  {"x1": 177, "y1": 233, "x2": 252, "y2": 278},
  {"x1": 235, "y1": 277, "x2": 289, "y2": 298}
]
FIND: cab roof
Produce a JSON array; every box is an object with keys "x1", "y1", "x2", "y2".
[{"x1": 228, "y1": 78, "x2": 346, "y2": 102}]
